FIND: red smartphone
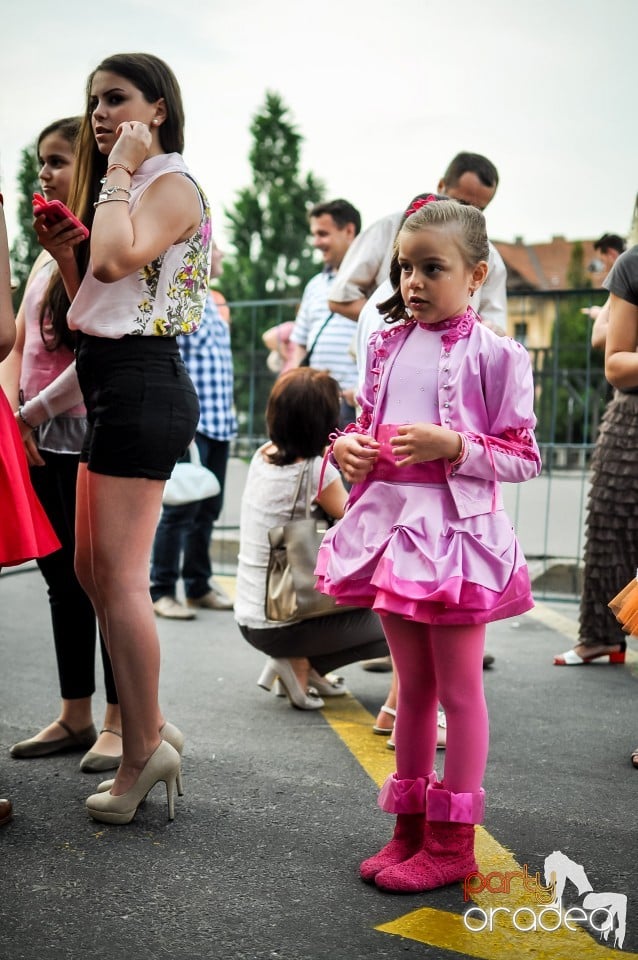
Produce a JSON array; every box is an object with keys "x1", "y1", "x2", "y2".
[{"x1": 32, "y1": 193, "x2": 89, "y2": 239}]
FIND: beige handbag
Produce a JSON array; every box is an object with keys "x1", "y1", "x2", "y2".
[{"x1": 265, "y1": 461, "x2": 350, "y2": 624}]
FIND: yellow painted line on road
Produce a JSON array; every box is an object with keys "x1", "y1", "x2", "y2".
[
  {"x1": 320, "y1": 695, "x2": 396, "y2": 786},
  {"x1": 377, "y1": 904, "x2": 631, "y2": 959}
]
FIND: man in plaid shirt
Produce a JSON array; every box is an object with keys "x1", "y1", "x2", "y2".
[{"x1": 151, "y1": 247, "x2": 237, "y2": 619}]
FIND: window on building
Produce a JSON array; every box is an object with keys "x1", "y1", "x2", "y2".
[{"x1": 514, "y1": 322, "x2": 528, "y2": 345}]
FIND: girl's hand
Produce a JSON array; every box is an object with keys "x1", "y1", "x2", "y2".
[
  {"x1": 15, "y1": 414, "x2": 45, "y2": 466},
  {"x1": 391, "y1": 422, "x2": 461, "y2": 465},
  {"x1": 33, "y1": 215, "x2": 84, "y2": 263},
  {"x1": 333, "y1": 433, "x2": 379, "y2": 483},
  {"x1": 23, "y1": 432, "x2": 45, "y2": 467},
  {"x1": 108, "y1": 121, "x2": 153, "y2": 173}
]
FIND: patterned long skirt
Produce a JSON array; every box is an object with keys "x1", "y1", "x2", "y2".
[{"x1": 580, "y1": 390, "x2": 638, "y2": 646}]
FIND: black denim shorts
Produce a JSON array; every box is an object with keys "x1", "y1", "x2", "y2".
[{"x1": 76, "y1": 333, "x2": 200, "y2": 480}]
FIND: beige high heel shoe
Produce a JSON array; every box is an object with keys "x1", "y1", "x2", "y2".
[
  {"x1": 86, "y1": 740, "x2": 180, "y2": 825},
  {"x1": 160, "y1": 722, "x2": 184, "y2": 796},
  {"x1": 96, "y1": 721, "x2": 185, "y2": 796},
  {"x1": 257, "y1": 658, "x2": 324, "y2": 710}
]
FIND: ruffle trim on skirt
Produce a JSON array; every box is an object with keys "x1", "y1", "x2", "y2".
[{"x1": 316, "y1": 549, "x2": 533, "y2": 625}]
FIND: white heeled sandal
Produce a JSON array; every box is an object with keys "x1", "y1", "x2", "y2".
[
  {"x1": 307, "y1": 669, "x2": 348, "y2": 697},
  {"x1": 553, "y1": 641, "x2": 626, "y2": 666},
  {"x1": 373, "y1": 705, "x2": 396, "y2": 735},
  {"x1": 257, "y1": 658, "x2": 325, "y2": 710},
  {"x1": 274, "y1": 674, "x2": 346, "y2": 697}
]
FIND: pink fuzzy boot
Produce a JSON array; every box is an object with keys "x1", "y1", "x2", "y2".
[
  {"x1": 359, "y1": 773, "x2": 435, "y2": 884},
  {"x1": 374, "y1": 782, "x2": 484, "y2": 894}
]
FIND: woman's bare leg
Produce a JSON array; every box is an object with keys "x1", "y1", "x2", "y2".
[
  {"x1": 75, "y1": 467, "x2": 166, "y2": 794},
  {"x1": 72, "y1": 465, "x2": 122, "y2": 757}
]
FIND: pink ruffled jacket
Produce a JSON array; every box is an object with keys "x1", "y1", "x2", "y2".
[{"x1": 352, "y1": 314, "x2": 542, "y2": 519}]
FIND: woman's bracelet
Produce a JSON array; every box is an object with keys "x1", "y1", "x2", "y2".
[
  {"x1": 106, "y1": 163, "x2": 133, "y2": 177},
  {"x1": 98, "y1": 184, "x2": 131, "y2": 199},
  {"x1": 17, "y1": 406, "x2": 36, "y2": 430},
  {"x1": 94, "y1": 196, "x2": 131, "y2": 208},
  {"x1": 449, "y1": 432, "x2": 469, "y2": 468}
]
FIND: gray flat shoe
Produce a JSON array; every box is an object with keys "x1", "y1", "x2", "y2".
[
  {"x1": 79, "y1": 728, "x2": 123, "y2": 773},
  {"x1": 10, "y1": 721, "x2": 98, "y2": 759}
]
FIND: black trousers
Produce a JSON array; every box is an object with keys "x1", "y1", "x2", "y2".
[
  {"x1": 29, "y1": 450, "x2": 117, "y2": 703},
  {"x1": 150, "y1": 435, "x2": 230, "y2": 601},
  {"x1": 239, "y1": 608, "x2": 388, "y2": 676}
]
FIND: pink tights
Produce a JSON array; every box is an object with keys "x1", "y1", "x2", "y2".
[{"x1": 379, "y1": 614, "x2": 488, "y2": 794}]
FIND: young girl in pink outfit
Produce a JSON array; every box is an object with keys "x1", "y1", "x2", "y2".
[{"x1": 316, "y1": 197, "x2": 541, "y2": 894}]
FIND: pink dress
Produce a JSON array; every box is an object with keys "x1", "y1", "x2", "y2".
[
  {"x1": 0, "y1": 387, "x2": 60, "y2": 566},
  {"x1": 315, "y1": 310, "x2": 541, "y2": 625}
]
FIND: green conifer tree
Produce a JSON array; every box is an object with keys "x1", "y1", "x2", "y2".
[
  {"x1": 220, "y1": 91, "x2": 325, "y2": 305},
  {"x1": 219, "y1": 91, "x2": 325, "y2": 439}
]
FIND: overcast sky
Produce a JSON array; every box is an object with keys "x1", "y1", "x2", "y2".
[{"x1": 1, "y1": 0, "x2": 635, "y2": 254}]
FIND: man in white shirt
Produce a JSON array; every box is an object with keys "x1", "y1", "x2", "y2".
[
  {"x1": 290, "y1": 199, "x2": 362, "y2": 425},
  {"x1": 327, "y1": 152, "x2": 507, "y2": 380}
]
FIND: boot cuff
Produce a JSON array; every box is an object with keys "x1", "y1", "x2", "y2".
[
  {"x1": 426, "y1": 783, "x2": 485, "y2": 823},
  {"x1": 378, "y1": 772, "x2": 437, "y2": 814}
]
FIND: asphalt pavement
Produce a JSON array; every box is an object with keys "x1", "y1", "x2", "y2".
[{"x1": 1, "y1": 558, "x2": 638, "y2": 960}]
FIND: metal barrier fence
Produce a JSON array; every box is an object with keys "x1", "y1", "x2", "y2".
[{"x1": 214, "y1": 289, "x2": 609, "y2": 599}]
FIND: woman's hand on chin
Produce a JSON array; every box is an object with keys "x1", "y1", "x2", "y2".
[{"x1": 108, "y1": 121, "x2": 154, "y2": 173}]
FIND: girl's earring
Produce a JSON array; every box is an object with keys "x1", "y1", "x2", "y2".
[{"x1": 469, "y1": 288, "x2": 474, "y2": 298}]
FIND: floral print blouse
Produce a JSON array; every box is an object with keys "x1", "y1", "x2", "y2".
[{"x1": 68, "y1": 153, "x2": 212, "y2": 339}]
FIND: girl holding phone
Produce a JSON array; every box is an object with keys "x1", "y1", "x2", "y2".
[
  {"x1": 37, "y1": 53, "x2": 211, "y2": 825},
  {"x1": 1, "y1": 118, "x2": 123, "y2": 773}
]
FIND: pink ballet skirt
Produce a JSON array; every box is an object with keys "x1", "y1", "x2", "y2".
[
  {"x1": 0, "y1": 388, "x2": 60, "y2": 567},
  {"x1": 315, "y1": 426, "x2": 533, "y2": 626}
]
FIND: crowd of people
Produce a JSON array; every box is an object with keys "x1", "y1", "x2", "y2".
[{"x1": 0, "y1": 50, "x2": 635, "y2": 897}]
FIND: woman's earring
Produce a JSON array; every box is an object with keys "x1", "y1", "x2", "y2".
[{"x1": 469, "y1": 288, "x2": 474, "y2": 298}]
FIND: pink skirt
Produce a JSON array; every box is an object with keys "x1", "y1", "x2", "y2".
[
  {"x1": 0, "y1": 389, "x2": 60, "y2": 567},
  {"x1": 315, "y1": 452, "x2": 533, "y2": 626}
]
